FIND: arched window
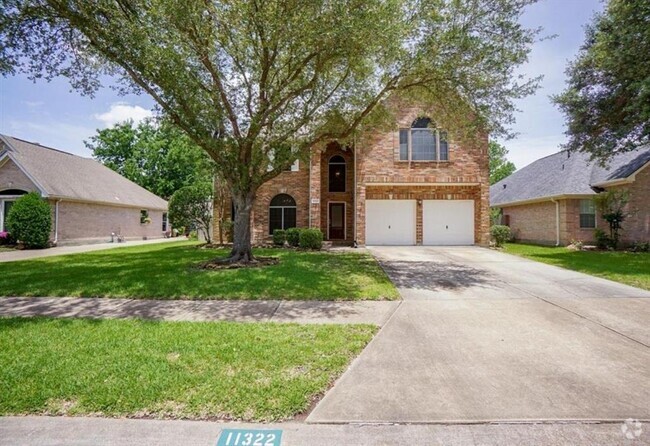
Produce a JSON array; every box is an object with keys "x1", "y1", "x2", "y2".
[
  {"x1": 0, "y1": 189, "x2": 28, "y2": 232},
  {"x1": 399, "y1": 117, "x2": 448, "y2": 161},
  {"x1": 269, "y1": 194, "x2": 297, "y2": 234},
  {"x1": 0, "y1": 189, "x2": 28, "y2": 196},
  {"x1": 329, "y1": 155, "x2": 346, "y2": 192}
]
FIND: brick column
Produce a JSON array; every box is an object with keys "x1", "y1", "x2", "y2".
[
  {"x1": 309, "y1": 151, "x2": 321, "y2": 229},
  {"x1": 416, "y1": 199, "x2": 423, "y2": 245}
]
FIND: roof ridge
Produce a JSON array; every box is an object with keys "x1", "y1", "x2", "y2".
[{"x1": 2, "y1": 134, "x2": 92, "y2": 159}]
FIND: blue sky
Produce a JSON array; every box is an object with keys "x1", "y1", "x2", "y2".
[{"x1": 0, "y1": 0, "x2": 603, "y2": 168}]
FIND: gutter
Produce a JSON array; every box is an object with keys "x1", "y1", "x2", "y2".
[{"x1": 551, "y1": 198, "x2": 560, "y2": 246}]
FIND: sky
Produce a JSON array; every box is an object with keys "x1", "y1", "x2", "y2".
[{"x1": 0, "y1": 0, "x2": 604, "y2": 169}]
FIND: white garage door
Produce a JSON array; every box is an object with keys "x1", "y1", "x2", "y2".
[
  {"x1": 423, "y1": 200, "x2": 475, "y2": 245},
  {"x1": 366, "y1": 200, "x2": 416, "y2": 245}
]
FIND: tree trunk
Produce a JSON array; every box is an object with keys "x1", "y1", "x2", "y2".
[{"x1": 227, "y1": 191, "x2": 256, "y2": 262}]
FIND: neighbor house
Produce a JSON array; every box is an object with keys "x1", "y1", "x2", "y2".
[
  {"x1": 214, "y1": 99, "x2": 490, "y2": 246},
  {"x1": 490, "y1": 146, "x2": 650, "y2": 246},
  {"x1": 0, "y1": 134, "x2": 169, "y2": 246}
]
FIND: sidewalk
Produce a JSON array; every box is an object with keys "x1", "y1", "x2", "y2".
[
  {"x1": 0, "y1": 237, "x2": 182, "y2": 263},
  {"x1": 0, "y1": 416, "x2": 634, "y2": 446},
  {"x1": 0, "y1": 297, "x2": 400, "y2": 325}
]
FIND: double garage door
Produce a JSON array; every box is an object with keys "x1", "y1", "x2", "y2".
[{"x1": 365, "y1": 199, "x2": 474, "y2": 245}]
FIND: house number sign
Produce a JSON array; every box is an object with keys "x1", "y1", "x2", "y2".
[{"x1": 216, "y1": 429, "x2": 282, "y2": 446}]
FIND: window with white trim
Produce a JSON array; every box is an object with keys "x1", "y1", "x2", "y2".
[
  {"x1": 579, "y1": 199, "x2": 596, "y2": 228},
  {"x1": 399, "y1": 118, "x2": 449, "y2": 161},
  {"x1": 0, "y1": 189, "x2": 28, "y2": 232},
  {"x1": 269, "y1": 194, "x2": 297, "y2": 234},
  {"x1": 162, "y1": 212, "x2": 168, "y2": 231}
]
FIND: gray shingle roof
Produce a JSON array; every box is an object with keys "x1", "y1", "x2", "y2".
[
  {"x1": 0, "y1": 135, "x2": 168, "y2": 210},
  {"x1": 490, "y1": 145, "x2": 650, "y2": 207}
]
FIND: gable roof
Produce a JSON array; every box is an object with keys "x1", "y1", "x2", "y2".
[
  {"x1": 0, "y1": 134, "x2": 167, "y2": 210},
  {"x1": 490, "y1": 145, "x2": 650, "y2": 207}
]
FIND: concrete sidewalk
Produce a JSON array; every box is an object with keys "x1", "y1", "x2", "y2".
[
  {"x1": 0, "y1": 416, "x2": 639, "y2": 446},
  {"x1": 0, "y1": 297, "x2": 400, "y2": 325},
  {"x1": 0, "y1": 237, "x2": 183, "y2": 263}
]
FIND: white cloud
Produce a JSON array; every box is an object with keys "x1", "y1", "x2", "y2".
[{"x1": 93, "y1": 103, "x2": 153, "y2": 127}]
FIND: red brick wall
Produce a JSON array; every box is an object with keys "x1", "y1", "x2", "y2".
[
  {"x1": 355, "y1": 100, "x2": 490, "y2": 245},
  {"x1": 501, "y1": 201, "x2": 558, "y2": 245},
  {"x1": 212, "y1": 98, "x2": 491, "y2": 246},
  {"x1": 607, "y1": 166, "x2": 650, "y2": 244},
  {"x1": 319, "y1": 143, "x2": 355, "y2": 242}
]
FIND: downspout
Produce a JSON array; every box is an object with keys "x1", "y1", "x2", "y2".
[
  {"x1": 551, "y1": 198, "x2": 560, "y2": 246},
  {"x1": 54, "y1": 199, "x2": 61, "y2": 245}
]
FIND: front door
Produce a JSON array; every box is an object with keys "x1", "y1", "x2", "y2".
[{"x1": 329, "y1": 203, "x2": 345, "y2": 240}]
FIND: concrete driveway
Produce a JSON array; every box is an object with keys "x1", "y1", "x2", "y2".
[{"x1": 307, "y1": 246, "x2": 650, "y2": 424}]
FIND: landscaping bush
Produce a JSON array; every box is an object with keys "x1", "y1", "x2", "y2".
[
  {"x1": 490, "y1": 225, "x2": 511, "y2": 248},
  {"x1": 285, "y1": 228, "x2": 302, "y2": 247},
  {"x1": 594, "y1": 228, "x2": 611, "y2": 250},
  {"x1": 5, "y1": 192, "x2": 52, "y2": 249},
  {"x1": 272, "y1": 229, "x2": 286, "y2": 246},
  {"x1": 299, "y1": 228, "x2": 323, "y2": 250},
  {"x1": 630, "y1": 241, "x2": 650, "y2": 253}
]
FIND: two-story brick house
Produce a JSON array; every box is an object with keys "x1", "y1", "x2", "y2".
[{"x1": 214, "y1": 101, "x2": 491, "y2": 246}]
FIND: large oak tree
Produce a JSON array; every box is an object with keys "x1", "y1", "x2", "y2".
[
  {"x1": 554, "y1": 0, "x2": 650, "y2": 160},
  {"x1": 0, "y1": 0, "x2": 540, "y2": 262}
]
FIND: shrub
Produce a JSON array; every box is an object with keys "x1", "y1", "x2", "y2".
[
  {"x1": 630, "y1": 241, "x2": 650, "y2": 252},
  {"x1": 490, "y1": 225, "x2": 511, "y2": 248},
  {"x1": 5, "y1": 192, "x2": 52, "y2": 249},
  {"x1": 299, "y1": 228, "x2": 323, "y2": 250},
  {"x1": 272, "y1": 229, "x2": 286, "y2": 246},
  {"x1": 594, "y1": 228, "x2": 611, "y2": 250},
  {"x1": 285, "y1": 228, "x2": 302, "y2": 247}
]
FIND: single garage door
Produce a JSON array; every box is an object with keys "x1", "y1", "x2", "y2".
[
  {"x1": 423, "y1": 200, "x2": 474, "y2": 245},
  {"x1": 366, "y1": 200, "x2": 416, "y2": 245}
]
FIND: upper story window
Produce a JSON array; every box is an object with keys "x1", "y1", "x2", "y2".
[
  {"x1": 329, "y1": 155, "x2": 346, "y2": 192},
  {"x1": 579, "y1": 199, "x2": 596, "y2": 228},
  {"x1": 399, "y1": 118, "x2": 449, "y2": 162}
]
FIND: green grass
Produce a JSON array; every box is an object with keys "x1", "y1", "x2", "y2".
[
  {"x1": 0, "y1": 241, "x2": 398, "y2": 300},
  {"x1": 0, "y1": 247, "x2": 14, "y2": 253},
  {"x1": 504, "y1": 243, "x2": 650, "y2": 290},
  {"x1": 0, "y1": 317, "x2": 376, "y2": 421}
]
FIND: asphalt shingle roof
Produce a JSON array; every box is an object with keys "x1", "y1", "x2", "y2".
[
  {"x1": 1, "y1": 135, "x2": 168, "y2": 210},
  {"x1": 490, "y1": 145, "x2": 650, "y2": 207}
]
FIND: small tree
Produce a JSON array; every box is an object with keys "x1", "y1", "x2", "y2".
[
  {"x1": 593, "y1": 190, "x2": 631, "y2": 249},
  {"x1": 489, "y1": 141, "x2": 517, "y2": 184},
  {"x1": 6, "y1": 192, "x2": 52, "y2": 248},
  {"x1": 169, "y1": 183, "x2": 213, "y2": 244}
]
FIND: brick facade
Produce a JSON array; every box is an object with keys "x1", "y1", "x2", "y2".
[
  {"x1": 500, "y1": 165, "x2": 649, "y2": 246},
  {"x1": 213, "y1": 99, "x2": 490, "y2": 246},
  {"x1": 250, "y1": 165, "x2": 310, "y2": 242},
  {"x1": 606, "y1": 165, "x2": 650, "y2": 244},
  {"x1": 0, "y1": 159, "x2": 40, "y2": 193},
  {"x1": 51, "y1": 200, "x2": 167, "y2": 245}
]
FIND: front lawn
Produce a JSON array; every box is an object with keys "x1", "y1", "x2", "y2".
[
  {"x1": 0, "y1": 317, "x2": 376, "y2": 421},
  {"x1": 504, "y1": 243, "x2": 650, "y2": 290},
  {"x1": 0, "y1": 241, "x2": 398, "y2": 300}
]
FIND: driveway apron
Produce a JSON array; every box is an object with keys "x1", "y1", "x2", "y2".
[{"x1": 307, "y1": 246, "x2": 650, "y2": 423}]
